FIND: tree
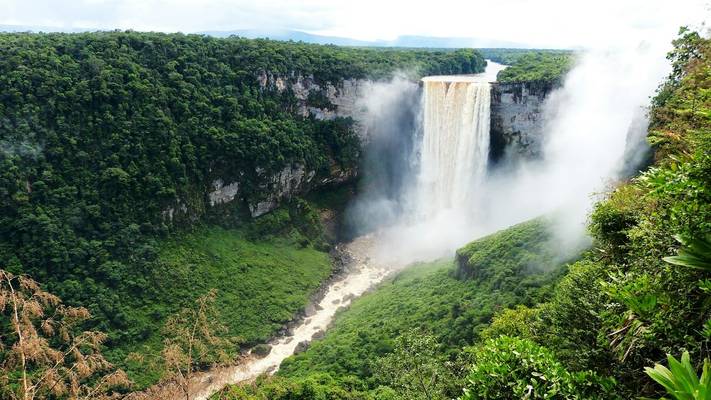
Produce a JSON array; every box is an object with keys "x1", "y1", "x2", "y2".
[
  {"x1": 161, "y1": 289, "x2": 238, "y2": 400},
  {"x1": 0, "y1": 269, "x2": 130, "y2": 400},
  {"x1": 375, "y1": 330, "x2": 453, "y2": 400}
]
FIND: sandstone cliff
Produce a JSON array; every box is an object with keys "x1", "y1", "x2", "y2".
[{"x1": 489, "y1": 81, "x2": 556, "y2": 164}]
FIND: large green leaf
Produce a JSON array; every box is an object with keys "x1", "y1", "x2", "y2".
[
  {"x1": 663, "y1": 235, "x2": 711, "y2": 271},
  {"x1": 645, "y1": 352, "x2": 711, "y2": 400}
]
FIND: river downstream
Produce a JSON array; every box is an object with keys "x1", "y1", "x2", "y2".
[{"x1": 136, "y1": 235, "x2": 393, "y2": 400}]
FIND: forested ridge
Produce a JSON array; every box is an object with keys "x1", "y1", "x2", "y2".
[
  {"x1": 495, "y1": 51, "x2": 574, "y2": 83},
  {"x1": 0, "y1": 31, "x2": 485, "y2": 390}
]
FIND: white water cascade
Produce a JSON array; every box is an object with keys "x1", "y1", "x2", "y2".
[
  {"x1": 368, "y1": 61, "x2": 505, "y2": 265},
  {"x1": 416, "y1": 77, "x2": 492, "y2": 218}
]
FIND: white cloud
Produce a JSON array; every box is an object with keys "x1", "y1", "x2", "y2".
[{"x1": 1, "y1": 0, "x2": 708, "y2": 48}]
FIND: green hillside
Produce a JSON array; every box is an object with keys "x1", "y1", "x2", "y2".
[
  {"x1": 216, "y1": 218, "x2": 574, "y2": 398},
  {"x1": 108, "y1": 224, "x2": 332, "y2": 386}
]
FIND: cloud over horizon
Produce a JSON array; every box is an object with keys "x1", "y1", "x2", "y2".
[{"x1": 2, "y1": 0, "x2": 709, "y2": 49}]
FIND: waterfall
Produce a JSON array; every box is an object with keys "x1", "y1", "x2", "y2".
[
  {"x1": 415, "y1": 77, "x2": 491, "y2": 218},
  {"x1": 350, "y1": 61, "x2": 504, "y2": 265}
]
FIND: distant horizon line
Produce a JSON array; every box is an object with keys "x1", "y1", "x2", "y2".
[{"x1": 0, "y1": 24, "x2": 575, "y2": 50}]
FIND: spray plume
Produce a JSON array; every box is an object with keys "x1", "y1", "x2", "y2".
[{"x1": 347, "y1": 43, "x2": 673, "y2": 267}]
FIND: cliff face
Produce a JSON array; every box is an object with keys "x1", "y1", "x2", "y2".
[
  {"x1": 489, "y1": 81, "x2": 556, "y2": 164},
  {"x1": 258, "y1": 72, "x2": 371, "y2": 139},
  {"x1": 199, "y1": 74, "x2": 371, "y2": 219},
  {"x1": 200, "y1": 76, "x2": 557, "y2": 220}
]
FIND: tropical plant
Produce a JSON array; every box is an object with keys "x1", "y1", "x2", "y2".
[
  {"x1": 663, "y1": 235, "x2": 711, "y2": 271},
  {"x1": 459, "y1": 336, "x2": 616, "y2": 400},
  {"x1": 644, "y1": 352, "x2": 710, "y2": 400}
]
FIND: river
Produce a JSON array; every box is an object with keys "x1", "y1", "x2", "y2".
[{"x1": 131, "y1": 235, "x2": 393, "y2": 399}]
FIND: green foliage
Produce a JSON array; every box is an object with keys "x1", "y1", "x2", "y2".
[
  {"x1": 375, "y1": 330, "x2": 456, "y2": 400},
  {"x1": 478, "y1": 49, "x2": 572, "y2": 66},
  {"x1": 601, "y1": 273, "x2": 665, "y2": 320},
  {"x1": 110, "y1": 225, "x2": 332, "y2": 387},
  {"x1": 496, "y1": 52, "x2": 574, "y2": 83},
  {"x1": 666, "y1": 27, "x2": 706, "y2": 89},
  {"x1": 459, "y1": 336, "x2": 616, "y2": 400},
  {"x1": 703, "y1": 320, "x2": 711, "y2": 340},
  {"x1": 246, "y1": 198, "x2": 327, "y2": 249},
  {"x1": 536, "y1": 260, "x2": 616, "y2": 373},
  {"x1": 644, "y1": 352, "x2": 711, "y2": 400},
  {"x1": 278, "y1": 219, "x2": 572, "y2": 385},
  {"x1": 455, "y1": 218, "x2": 567, "y2": 281},
  {"x1": 307, "y1": 91, "x2": 336, "y2": 111},
  {"x1": 481, "y1": 305, "x2": 540, "y2": 341},
  {"x1": 587, "y1": 185, "x2": 645, "y2": 264},
  {"x1": 663, "y1": 235, "x2": 711, "y2": 271},
  {"x1": 214, "y1": 373, "x2": 376, "y2": 400}
]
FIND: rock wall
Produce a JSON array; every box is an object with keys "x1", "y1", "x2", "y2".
[
  {"x1": 197, "y1": 74, "x2": 373, "y2": 219},
  {"x1": 173, "y1": 75, "x2": 557, "y2": 221},
  {"x1": 257, "y1": 72, "x2": 371, "y2": 140},
  {"x1": 489, "y1": 81, "x2": 556, "y2": 164}
]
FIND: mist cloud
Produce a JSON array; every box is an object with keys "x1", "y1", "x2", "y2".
[{"x1": 351, "y1": 41, "x2": 675, "y2": 267}]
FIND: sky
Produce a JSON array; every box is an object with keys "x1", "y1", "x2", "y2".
[{"x1": 1, "y1": 0, "x2": 709, "y2": 48}]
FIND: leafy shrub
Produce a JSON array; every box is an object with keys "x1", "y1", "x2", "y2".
[
  {"x1": 537, "y1": 260, "x2": 615, "y2": 373},
  {"x1": 588, "y1": 185, "x2": 644, "y2": 263},
  {"x1": 375, "y1": 330, "x2": 457, "y2": 400},
  {"x1": 459, "y1": 336, "x2": 617, "y2": 400},
  {"x1": 481, "y1": 305, "x2": 541, "y2": 341}
]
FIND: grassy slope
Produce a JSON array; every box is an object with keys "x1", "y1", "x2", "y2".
[
  {"x1": 108, "y1": 225, "x2": 332, "y2": 386},
  {"x1": 277, "y1": 218, "x2": 568, "y2": 384},
  {"x1": 456, "y1": 217, "x2": 562, "y2": 279}
]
